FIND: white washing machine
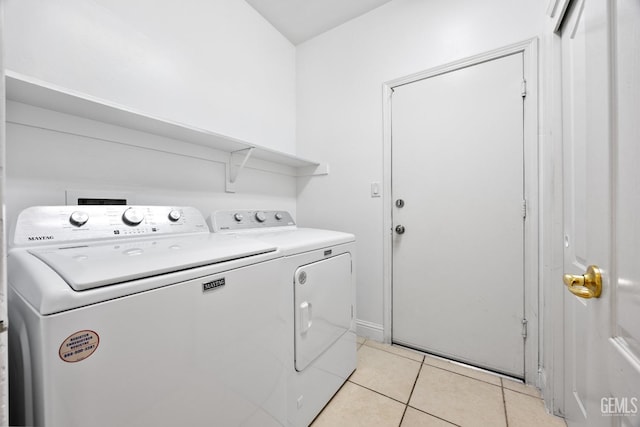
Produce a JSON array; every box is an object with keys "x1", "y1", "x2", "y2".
[
  {"x1": 209, "y1": 210, "x2": 356, "y2": 427},
  {"x1": 8, "y1": 205, "x2": 290, "y2": 427}
]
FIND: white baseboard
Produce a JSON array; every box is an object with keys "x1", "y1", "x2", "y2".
[
  {"x1": 355, "y1": 319, "x2": 384, "y2": 342},
  {"x1": 538, "y1": 366, "x2": 546, "y2": 391}
]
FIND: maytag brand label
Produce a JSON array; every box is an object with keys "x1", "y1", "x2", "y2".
[
  {"x1": 203, "y1": 278, "x2": 226, "y2": 293},
  {"x1": 28, "y1": 235, "x2": 55, "y2": 241}
]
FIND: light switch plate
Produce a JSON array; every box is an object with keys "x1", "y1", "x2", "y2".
[{"x1": 371, "y1": 182, "x2": 381, "y2": 198}]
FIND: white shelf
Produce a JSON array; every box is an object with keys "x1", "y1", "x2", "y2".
[{"x1": 5, "y1": 71, "x2": 328, "y2": 184}]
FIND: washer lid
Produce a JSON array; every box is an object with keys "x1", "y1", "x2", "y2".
[{"x1": 28, "y1": 234, "x2": 277, "y2": 291}]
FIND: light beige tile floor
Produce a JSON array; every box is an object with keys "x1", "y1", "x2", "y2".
[{"x1": 312, "y1": 339, "x2": 567, "y2": 427}]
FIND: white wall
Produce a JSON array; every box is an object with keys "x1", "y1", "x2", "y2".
[
  {"x1": 296, "y1": 0, "x2": 546, "y2": 338},
  {"x1": 4, "y1": 102, "x2": 298, "y2": 241},
  {"x1": 3, "y1": 0, "x2": 299, "y2": 237},
  {"x1": 5, "y1": 0, "x2": 296, "y2": 154}
]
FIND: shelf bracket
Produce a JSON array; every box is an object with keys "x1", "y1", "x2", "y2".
[
  {"x1": 297, "y1": 163, "x2": 330, "y2": 177},
  {"x1": 225, "y1": 147, "x2": 255, "y2": 193}
]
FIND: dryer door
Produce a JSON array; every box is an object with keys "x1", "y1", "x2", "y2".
[{"x1": 294, "y1": 253, "x2": 352, "y2": 371}]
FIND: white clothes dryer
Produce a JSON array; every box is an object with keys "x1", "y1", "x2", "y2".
[
  {"x1": 8, "y1": 205, "x2": 289, "y2": 427},
  {"x1": 209, "y1": 210, "x2": 356, "y2": 427}
]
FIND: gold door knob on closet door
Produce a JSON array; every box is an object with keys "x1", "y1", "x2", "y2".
[{"x1": 563, "y1": 265, "x2": 602, "y2": 299}]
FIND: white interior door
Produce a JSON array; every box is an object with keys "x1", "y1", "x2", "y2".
[
  {"x1": 391, "y1": 53, "x2": 526, "y2": 378},
  {"x1": 561, "y1": 0, "x2": 640, "y2": 425}
]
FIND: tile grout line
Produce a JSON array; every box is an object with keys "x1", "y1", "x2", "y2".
[
  {"x1": 345, "y1": 379, "x2": 461, "y2": 427},
  {"x1": 363, "y1": 341, "x2": 512, "y2": 390},
  {"x1": 360, "y1": 340, "x2": 537, "y2": 426},
  {"x1": 501, "y1": 378, "x2": 510, "y2": 427},
  {"x1": 402, "y1": 358, "x2": 462, "y2": 427},
  {"x1": 406, "y1": 405, "x2": 461, "y2": 427},
  {"x1": 501, "y1": 377, "x2": 545, "y2": 399},
  {"x1": 502, "y1": 387, "x2": 543, "y2": 399},
  {"x1": 362, "y1": 341, "x2": 425, "y2": 363},
  {"x1": 424, "y1": 363, "x2": 503, "y2": 389},
  {"x1": 346, "y1": 380, "x2": 413, "y2": 407},
  {"x1": 363, "y1": 339, "x2": 532, "y2": 393},
  {"x1": 344, "y1": 378, "x2": 461, "y2": 427},
  {"x1": 398, "y1": 354, "x2": 425, "y2": 426},
  {"x1": 362, "y1": 339, "x2": 539, "y2": 393}
]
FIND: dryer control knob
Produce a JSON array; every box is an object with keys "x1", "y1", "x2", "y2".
[
  {"x1": 275, "y1": 212, "x2": 283, "y2": 221},
  {"x1": 69, "y1": 211, "x2": 89, "y2": 227},
  {"x1": 255, "y1": 211, "x2": 267, "y2": 223},
  {"x1": 234, "y1": 213, "x2": 244, "y2": 222},
  {"x1": 122, "y1": 208, "x2": 144, "y2": 226},
  {"x1": 168, "y1": 210, "x2": 181, "y2": 222}
]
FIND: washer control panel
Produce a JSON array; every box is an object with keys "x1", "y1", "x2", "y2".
[
  {"x1": 211, "y1": 210, "x2": 295, "y2": 231},
  {"x1": 13, "y1": 206, "x2": 209, "y2": 246}
]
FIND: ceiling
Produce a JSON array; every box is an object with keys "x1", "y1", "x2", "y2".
[{"x1": 245, "y1": 0, "x2": 393, "y2": 45}]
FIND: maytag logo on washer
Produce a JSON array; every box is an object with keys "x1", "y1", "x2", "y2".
[
  {"x1": 202, "y1": 278, "x2": 226, "y2": 293},
  {"x1": 28, "y1": 235, "x2": 55, "y2": 241}
]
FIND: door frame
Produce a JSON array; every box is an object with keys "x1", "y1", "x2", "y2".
[{"x1": 381, "y1": 38, "x2": 540, "y2": 384}]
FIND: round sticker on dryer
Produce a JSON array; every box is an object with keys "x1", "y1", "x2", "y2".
[{"x1": 59, "y1": 330, "x2": 100, "y2": 363}]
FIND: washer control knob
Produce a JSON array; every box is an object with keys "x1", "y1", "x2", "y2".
[
  {"x1": 122, "y1": 208, "x2": 144, "y2": 226},
  {"x1": 255, "y1": 211, "x2": 267, "y2": 223},
  {"x1": 234, "y1": 213, "x2": 244, "y2": 222},
  {"x1": 168, "y1": 210, "x2": 181, "y2": 222},
  {"x1": 275, "y1": 212, "x2": 283, "y2": 221},
  {"x1": 69, "y1": 211, "x2": 89, "y2": 227}
]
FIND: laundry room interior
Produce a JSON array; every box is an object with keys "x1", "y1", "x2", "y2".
[{"x1": 1, "y1": 0, "x2": 639, "y2": 426}]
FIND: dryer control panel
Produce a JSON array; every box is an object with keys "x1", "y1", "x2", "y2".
[
  {"x1": 13, "y1": 206, "x2": 209, "y2": 246},
  {"x1": 211, "y1": 210, "x2": 295, "y2": 232}
]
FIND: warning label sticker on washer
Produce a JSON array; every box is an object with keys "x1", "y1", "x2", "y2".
[{"x1": 59, "y1": 330, "x2": 100, "y2": 363}]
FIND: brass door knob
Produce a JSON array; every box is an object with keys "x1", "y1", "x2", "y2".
[{"x1": 563, "y1": 265, "x2": 602, "y2": 299}]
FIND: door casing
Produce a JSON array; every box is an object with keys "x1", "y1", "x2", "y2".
[{"x1": 381, "y1": 38, "x2": 539, "y2": 384}]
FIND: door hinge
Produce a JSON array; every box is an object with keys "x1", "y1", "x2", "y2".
[
  {"x1": 521, "y1": 79, "x2": 527, "y2": 98},
  {"x1": 522, "y1": 318, "x2": 528, "y2": 339},
  {"x1": 351, "y1": 305, "x2": 354, "y2": 320},
  {"x1": 522, "y1": 199, "x2": 527, "y2": 220}
]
